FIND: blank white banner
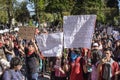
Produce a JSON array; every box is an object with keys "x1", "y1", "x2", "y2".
[
  {"x1": 63, "y1": 15, "x2": 96, "y2": 49},
  {"x1": 36, "y1": 32, "x2": 63, "y2": 57}
]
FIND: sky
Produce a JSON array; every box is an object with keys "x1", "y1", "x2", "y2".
[
  {"x1": 118, "y1": 0, "x2": 120, "y2": 9},
  {"x1": 17, "y1": 0, "x2": 35, "y2": 15}
]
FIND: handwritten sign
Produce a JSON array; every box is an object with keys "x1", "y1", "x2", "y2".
[{"x1": 18, "y1": 27, "x2": 36, "y2": 40}]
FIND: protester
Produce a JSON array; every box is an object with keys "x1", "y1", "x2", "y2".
[
  {"x1": 81, "y1": 48, "x2": 91, "y2": 80},
  {"x1": 0, "y1": 52, "x2": 10, "y2": 77},
  {"x1": 97, "y1": 48, "x2": 119, "y2": 80},
  {"x1": 25, "y1": 40, "x2": 40, "y2": 80},
  {"x1": 54, "y1": 57, "x2": 68, "y2": 80},
  {"x1": 113, "y1": 40, "x2": 120, "y2": 63},
  {"x1": 0, "y1": 24, "x2": 120, "y2": 80},
  {"x1": 2, "y1": 57, "x2": 24, "y2": 80},
  {"x1": 70, "y1": 48, "x2": 87, "y2": 80},
  {"x1": 3, "y1": 38, "x2": 15, "y2": 62}
]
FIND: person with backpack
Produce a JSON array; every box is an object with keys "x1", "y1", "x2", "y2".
[
  {"x1": 2, "y1": 57, "x2": 24, "y2": 80},
  {"x1": 91, "y1": 42, "x2": 103, "y2": 80},
  {"x1": 97, "y1": 48, "x2": 119, "y2": 80}
]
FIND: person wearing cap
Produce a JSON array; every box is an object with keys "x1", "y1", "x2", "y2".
[
  {"x1": 91, "y1": 42, "x2": 103, "y2": 80},
  {"x1": 91, "y1": 42, "x2": 103, "y2": 59}
]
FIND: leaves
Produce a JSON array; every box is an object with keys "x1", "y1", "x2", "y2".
[
  {"x1": 14, "y1": 1, "x2": 30, "y2": 25},
  {"x1": 0, "y1": 0, "x2": 119, "y2": 26}
]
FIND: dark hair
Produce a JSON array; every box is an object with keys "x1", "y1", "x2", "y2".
[
  {"x1": 103, "y1": 47, "x2": 112, "y2": 52},
  {"x1": 4, "y1": 38, "x2": 9, "y2": 41},
  {"x1": 10, "y1": 57, "x2": 22, "y2": 69},
  {"x1": 28, "y1": 41, "x2": 34, "y2": 46}
]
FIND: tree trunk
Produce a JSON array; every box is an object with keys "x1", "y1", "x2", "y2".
[{"x1": 7, "y1": 0, "x2": 12, "y2": 28}]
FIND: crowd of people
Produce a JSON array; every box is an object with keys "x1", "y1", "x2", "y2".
[{"x1": 0, "y1": 26, "x2": 119, "y2": 80}]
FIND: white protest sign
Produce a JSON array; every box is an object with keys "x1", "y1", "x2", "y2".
[
  {"x1": 112, "y1": 30, "x2": 119, "y2": 40},
  {"x1": 63, "y1": 15, "x2": 96, "y2": 49},
  {"x1": 107, "y1": 27, "x2": 112, "y2": 35},
  {"x1": 36, "y1": 32, "x2": 63, "y2": 57}
]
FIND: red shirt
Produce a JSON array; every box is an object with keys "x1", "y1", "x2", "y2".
[
  {"x1": 54, "y1": 65, "x2": 66, "y2": 77},
  {"x1": 70, "y1": 56, "x2": 85, "y2": 80},
  {"x1": 99, "y1": 59, "x2": 119, "y2": 80},
  {"x1": 0, "y1": 41, "x2": 3, "y2": 48}
]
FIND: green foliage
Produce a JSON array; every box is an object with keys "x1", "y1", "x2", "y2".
[
  {"x1": 72, "y1": 0, "x2": 119, "y2": 25},
  {"x1": 0, "y1": 11, "x2": 8, "y2": 23},
  {"x1": 28, "y1": 19, "x2": 34, "y2": 26},
  {"x1": 14, "y1": 1, "x2": 30, "y2": 24},
  {"x1": 0, "y1": 0, "x2": 119, "y2": 26}
]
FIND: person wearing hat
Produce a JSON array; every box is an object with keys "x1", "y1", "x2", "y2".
[
  {"x1": 91, "y1": 42, "x2": 103, "y2": 60},
  {"x1": 91, "y1": 42, "x2": 103, "y2": 80}
]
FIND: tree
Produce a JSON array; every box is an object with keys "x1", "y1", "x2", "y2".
[
  {"x1": 0, "y1": 0, "x2": 7, "y2": 23},
  {"x1": 29, "y1": 0, "x2": 46, "y2": 26},
  {"x1": 14, "y1": 1, "x2": 30, "y2": 25},
  {"x1": 45, "y1": 0, "x2": 75, "y2": 26},
  {"x1": 71, "y1": 0, "x2": 119, "y2": 25},
  {"x1": 0, "y1": 0, "x2": 16, "y2": 27},
  {"x1": 6, "y1": 0, "x2": 17, "y2": 28},
  {"x1": 28, "y1": 0, "x2": 119, "y2": 27}
]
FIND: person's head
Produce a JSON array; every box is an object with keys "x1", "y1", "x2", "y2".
[
  {"x1": 104, "y1": 47, "x2": 112, "y2": 59},
  {"x1": 10, "y1": 57, "x2": 22, "y2": 70},
  {"x1": 74, "y1": 48, "x2": 81, "y2": 55},
  {"x1": 92, "y1": 43, "x2": 99, "y2": 50},
  {"x1": 115, "y1": 40, "x2": 120, "y2": 47},
  {"x1": 4, "y1": 38, "x2": 10, "y2": 45},
  {"x1": 28, "y1": 42, "x2": 35, "y2": 52},
  {"x1": 55, "y1": 57, "x2": 61, "y2": 66}
]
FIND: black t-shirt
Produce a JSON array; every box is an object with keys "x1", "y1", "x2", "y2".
[
  {"x1": 3, "y1": 44, "x2": 13, "y2": 55},
  {"x1": 25, "y1": 47, "x2": 39, "y2": 74}
]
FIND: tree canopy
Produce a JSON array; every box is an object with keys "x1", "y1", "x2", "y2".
[{"x1": 0, "y1": 0, "x2": 119, "y2": 27}]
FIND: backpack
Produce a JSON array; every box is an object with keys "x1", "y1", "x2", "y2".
[
  {"x1": 91, "y1": 49, "x2": 101, "y2": 65},
  {"x1": 102, "y1": 63, "x2": 111, "y2": 80}
]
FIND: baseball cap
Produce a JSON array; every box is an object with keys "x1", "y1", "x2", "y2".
[{"x1": 93, "y1": 43, "x2": 99, "y2": 47}]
